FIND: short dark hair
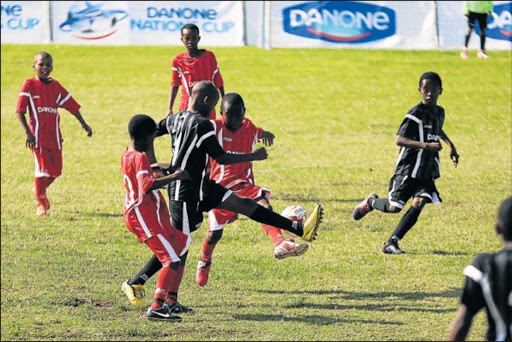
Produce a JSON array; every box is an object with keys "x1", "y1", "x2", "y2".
[
  {"x1": 128, "y1": 114, "x2": 156, "y2": 140},
  {"x1": 181, "y1": 23, "x2": 200, "y2": 35},
  {"x1": 497, "y1": 196, "x2": 512, "y2": 241},
  {"x1": 419, "y1": 71, "x2": 442, "y2": 89},
  {"x1": 222, "y1": 93, "x2": 245, "y2": 110}
]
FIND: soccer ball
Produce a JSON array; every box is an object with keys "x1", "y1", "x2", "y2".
[{"x1": 280, "y1": 205, "x2": 309, "y2": 239}]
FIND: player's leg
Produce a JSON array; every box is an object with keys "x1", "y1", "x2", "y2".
[
  {"x1": 462, "y1": 12, "x2": 477, "y2": 58},
  {"x1": 33, "y1": 147, "x2": 51, "y2": 215},
  {"x1": 196, "y1": 209, "x2": 232, "y2": 286},
  {"x1": 477, "y1": 13, "x2": 489, "y2": 58}
]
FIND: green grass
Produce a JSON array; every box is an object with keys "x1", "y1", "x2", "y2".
[{"x1": 1, "y1": 44, "x2": 511, "y2": 341}]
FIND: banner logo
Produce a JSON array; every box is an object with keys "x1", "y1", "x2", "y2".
[
  {"x1": 282, "y1": 1, "x2": 395, "y2": 43},
  {"x1": 477, "y1": 2, "x2": 512, "y2": 42},
  {"x1": 59, "y1": 1, "x2": 128, "y2": 40}
]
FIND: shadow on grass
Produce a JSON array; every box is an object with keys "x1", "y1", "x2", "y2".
[
  {"x1": 431, "y1": 250, "x2": 472, "y2": 256},
  {"x1": 271, "y1": 195, "x2": 363, "y2": 203},
  {"x1": 70, "y1": 211, "x2": 123, "y2": 218},
  {"x1": 231, "y1": 313, "x2": 403, "y2": 326},
  {"x1": 282, "y1": 302, "x2": 455, "y2": 314},
  {"x1": 255, "y1": 288, "x2": 461, "y2": 301}
]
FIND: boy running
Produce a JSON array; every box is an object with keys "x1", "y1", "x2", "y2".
[
  {"x1": 196, "y1": 92, "x2": 309, "y2": 287},
  {"x1": 16, "y1": 51, "x2": 93, "y2": 216},
  {"x1": 121, "y1": 114, "x2": 191, "y2": 321},
  {"x1": 353, "y1": 71, "x2": 459, "y2": 254},
  {"x1": 168, "y1": 23, "x2": 224, "y2": 119}
]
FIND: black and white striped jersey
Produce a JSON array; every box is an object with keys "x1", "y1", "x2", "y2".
[
  {"x1": 156, "y1": 111, "x2": 225, "y2": 202},
  {"x1": 394, "y1": 102, "x2": 445, "y2": 179},
  {"x1": 461, "y1": 248, "x2": 512, "y2": 341}
]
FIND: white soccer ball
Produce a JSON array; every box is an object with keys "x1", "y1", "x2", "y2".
[{"x1": 280, "y1": 205, "x2": 309, "y2": 239}]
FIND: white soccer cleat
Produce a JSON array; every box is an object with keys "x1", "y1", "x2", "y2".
[{"x1": 274, "y1": 239, "x2": 309, "y2": 260}]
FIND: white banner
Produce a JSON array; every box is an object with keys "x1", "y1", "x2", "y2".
[
  {"x1": 128, "y1": 1, "x2": 244, "y2": 46},
  {"x1": 1, "y1": 1, "x2": 50, "y2": 43},
  {"x1": 268, "y1": 1, "x2": 437, "y2": 49},
  {"x1": 437, "y1": 1, "x2": 512, "y2": 50},
  {"x1": 49, "y1": 1, "x2": 244, "y2": 46}
]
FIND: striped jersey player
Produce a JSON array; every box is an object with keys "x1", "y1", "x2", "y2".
[
  {"x1": 167, "y1": 23, "x2": 224, "y2": 120},
  {"x1": 352, "y1": 71, "x2": 459, "y2": 254},
  {"x1": 15, "y1": 51, "x2": 93, "y2": 216}
]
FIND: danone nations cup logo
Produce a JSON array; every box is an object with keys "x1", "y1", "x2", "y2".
[
  {"x1": 59, "y1": 1, "x2": 128, "y2": 40},
  {"x1": 282, "y1": 1, "x2": 395, "y2": 43}
]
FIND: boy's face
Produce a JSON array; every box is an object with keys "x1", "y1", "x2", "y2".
[
  {"x1": 33, "y1": 55, "x2": 53, "y2": 79},
  {"x1": 222, "y1": 103, "x2": 245, "y2": 132},
  {"x1": 181, "y1": 28, "x2": 200, "y2": 51},
  {"x1": 418, "y1": 79, "x2": 442, "y2": 107}
]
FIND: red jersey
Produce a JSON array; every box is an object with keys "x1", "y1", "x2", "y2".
[
  {"x1": 121, "y1": 149, "x2": 167, "y2": 242},
  {"x1": 171, "y1": 50, "x2": 223, "y2": 118},
  {"x1": 16, "y1": 77, "x2": 81, "y2": 150},
  {"x1": 209, "y1": 118, "x2": 264, "y2": 189}
]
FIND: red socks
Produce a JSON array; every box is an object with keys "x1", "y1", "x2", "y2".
[
  {"x1": 34, "y1": 177, "x2": 55, "y2": 205},
  {"x1": 201, "y1": 240, "x2": 217, "y2": 262},
  {"x1": 262, "y1": 224, "x2": 285, "y2": 246}
]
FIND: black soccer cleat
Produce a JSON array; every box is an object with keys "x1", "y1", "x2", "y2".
[
  {"x1": 147, "y1": 307, "x2": 183, "y2": 322},
  {"x1": 164, "y1": 301, "x2": 193, "y2": 314},
  {"x1": 382, "y1": 240, "x2": 405, "y2": 254},
  {"x1": 353, "y1": 193, "x2": 378, "y2": 220}
]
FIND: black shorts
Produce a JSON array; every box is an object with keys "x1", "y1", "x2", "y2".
[
  {"x1": 387, "y1": 174, "x2": 442, "y2": 210},
  {"x1": 467, "y1": 11, "x2": 488, "y2": 30},
  {"x1": 168, "y1": 180, "x2": 232, "y2": 235}
]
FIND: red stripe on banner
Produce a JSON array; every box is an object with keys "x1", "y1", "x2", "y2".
[
  {"x1": 499, "y1": 29, "x2": 512, "y2": 38},
  {"x1": 72, "y1": 30, "x2": 118, "y2": 40},
  {"x1": 307, "y1": 27, "x2": 371, "y2": 41}
]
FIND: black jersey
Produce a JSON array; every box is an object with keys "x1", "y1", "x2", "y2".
[
  {"x1": 461, "y1": 248, "x2": 512, "y2": 341},
  {"x1": 157, "y1": 111, "x2": 225, "y2": 202},
  {"x1": 394, "y1": 102, "x2": 445, "y2": 179}
]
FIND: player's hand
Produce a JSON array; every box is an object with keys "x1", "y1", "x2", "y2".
[
  {"x1": 83, "y1": 124, "x2": 93, "y2": 137},
  {"x1": 167, "y1": 108, "x2": 173, "y2": 116},
  {"x1": 153, "y1": 169, "x2": 166, "y2": 179},
  {"x1": 425, "y1": 142, "x2": 442, "y2": 152},
  {"x1": 253, "y1": 147, "x2": 268, "y2": 161},
  {"x1": 171, "y1": 168, "x2": 191, "y2": 181},
  {"x1": 25, "y1": 133, "x2": 36, "y2": 150},
  {"x1": 261, "y1": 131, "x2": 275, "y2": 147},
  {"x1": 450, "y1": 147, "x2": 460, "y2": 168}
]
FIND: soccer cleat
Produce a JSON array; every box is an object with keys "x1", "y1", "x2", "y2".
[
  {"x1": 36, "y1": 204, "x2": 47, "y2": 216},
  {"x1": 477, "y1": 50, "x2": 489, "y2": 59},
  {"x1": 196, "y1": 260, "x2": 212, "y2": 287},
  {"x1": 353, "y1": 193, "x2": 378, "y2": 220},
  {"x1": 300, "y1": 204, "x2": 323, "y2": 242},
  {"x1": 164, "y1": 301, "x2": 193, "y2": 314},
  {"x1": 382, "y1": 240, "x2": 405, "y2": 254},
  {"x1": 146, "y1": 306, "x2": 182, "y2": 322},
  {"x1": 460, "y1": 49, "x2": 469, "y2": 59},
  {"x1": 274, "y1": 239, "x2": 309, "y2": 260},
  {"x1": 122, "y1": 281, "x2": 146, "y2": 306}
]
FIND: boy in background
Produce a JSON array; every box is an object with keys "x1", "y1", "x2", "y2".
[
  {"x1": 16, "y1": 51, "x2": 93, "y2": 216},
  {"x1": 353, "y1": 72, "x2": 459, "y2": 254},
  {"x1": 460, "y1": 1, "x2": 494, "y2": 59},
  {"x1": 168, "y1": 23, "x2": 225, "y2": 119},
  {"x1": 121, "y1": 114, "x2": 191, "y2": 321},
  {"x1": 196, "y1": 92, "x2": 309, "y2": 287}
]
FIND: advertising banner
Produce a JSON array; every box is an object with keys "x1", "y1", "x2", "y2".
[
  {"x1": 437, "y1": 1, "x2": 512, "y2": 50},
  {"x1": 128, "y1": 1, "x2": 244, "y2": 46},
  {"x1": 50, "y1": 1, "x2": 244, "y2": 46},
  {"x1": 1, "y1": 1, "x2": 50, "y2": 43},
  {"x1": 269, "y1": 1, "x2": 437, "y2": 49}
]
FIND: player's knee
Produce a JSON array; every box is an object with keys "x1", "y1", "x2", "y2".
[{"x1": 389, "y1": 205, "x2": 402, "y2": 213}]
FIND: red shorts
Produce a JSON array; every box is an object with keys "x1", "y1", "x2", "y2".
[
  {"x1": 33, "y1": 147, "x2": 62, "y2": 178},
  {"x1": 207, "y1": 182, "x2": 271, "y2": 231},
  {"x1": 125, "y1": 207, "x2": 190, "y2": 266}
]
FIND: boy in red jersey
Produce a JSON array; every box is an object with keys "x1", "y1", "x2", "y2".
[
  {"x1": 167, "y1": 23, "x2": 224, "y2": 119},
  {"x1": 196, "y1": 93, "x2": 309, "y2": 286},
  {"x1": 16, "y1": 51, "x2": 93, "y2": 216},
  {"x1": 122, "y1": 113, "x2": 192, "y2": 321}
]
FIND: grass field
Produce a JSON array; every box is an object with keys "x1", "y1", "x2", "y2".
[{"x1": 1, "y1": 44, "x2": 511, "y2": 341}]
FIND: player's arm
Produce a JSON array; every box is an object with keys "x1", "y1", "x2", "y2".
[
  {"x1": 260, "y1": 130, "x2": 275, "y2": 147},
  {"x1": 219, "y1": 85, "x2": 225, "y2": 98},
  {"x1": 16, "y1": 111, "x2": 36, "y2": 149},
  {"x1": 168, "y1": 86, "x2": 179, "y2": 116},
  {"x1": 396, "y1": 135, "x2": 442, "y2": 151},
  {"x1": 441, "y1": 129, "x2": 459, "y2": 167},
  {"x1": 147, "y1": 168, "x2": 190, "y2": 192},
  {"x1": 73, "y1": 110, "x2": 93, "y2": 137},
  {"x1": 447, "y1": 304, "x2": 476, "y2": 341}
]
